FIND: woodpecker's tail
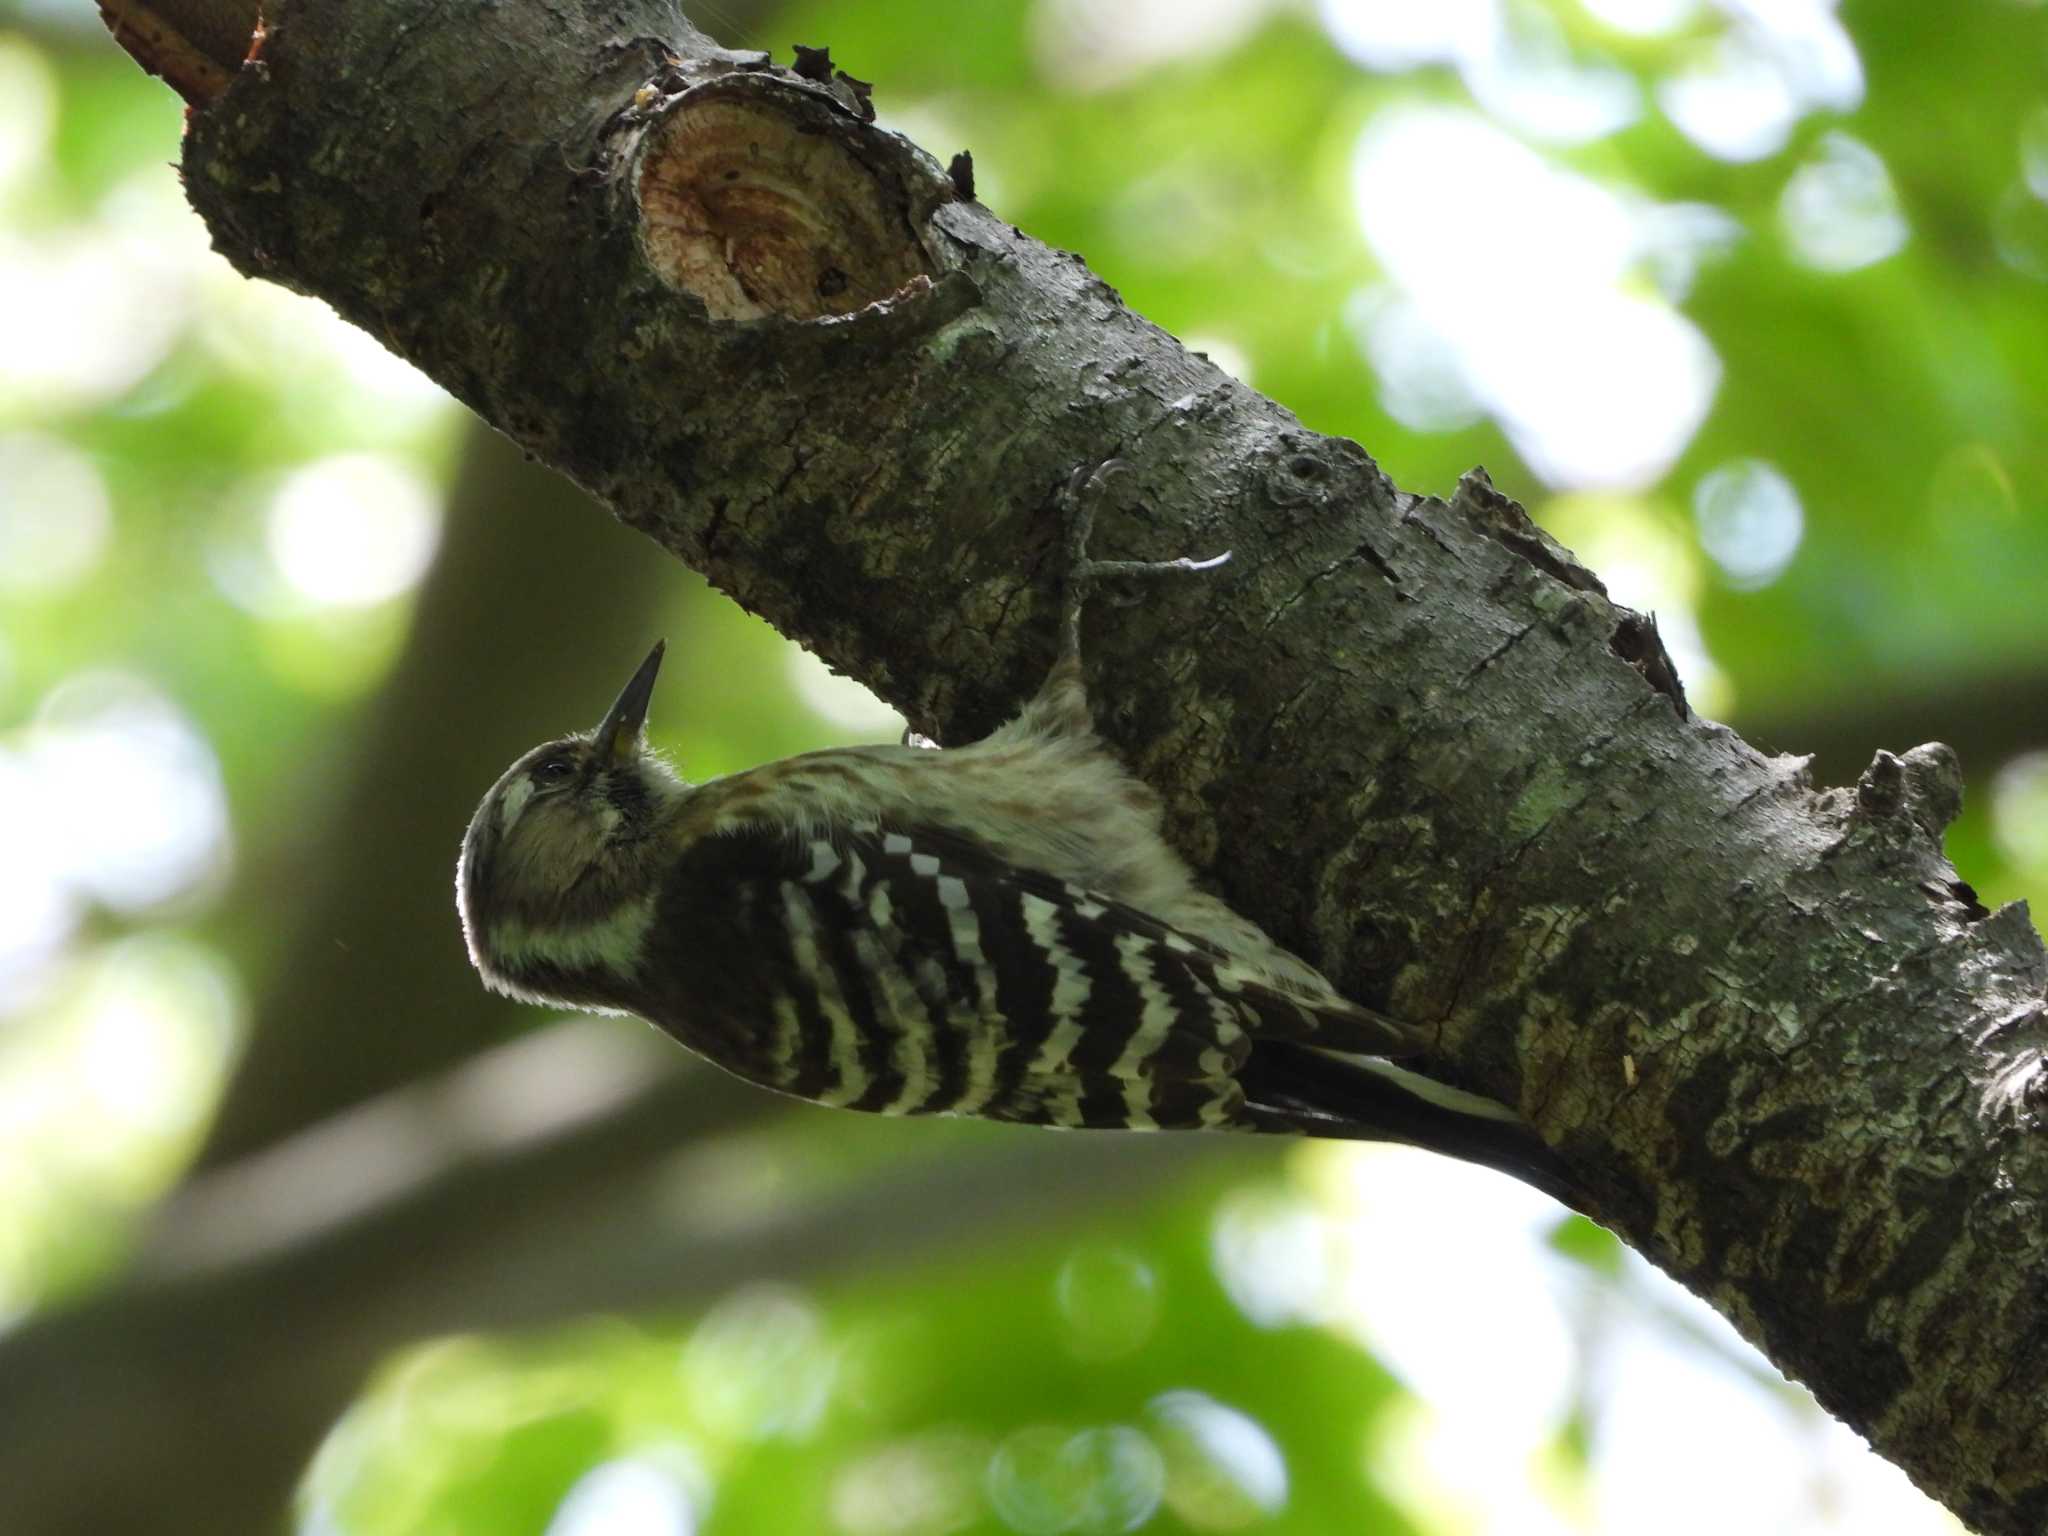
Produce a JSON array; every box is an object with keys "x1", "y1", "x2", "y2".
[{"x1": 1238, "y1": 1039, "x2": 1581, "y2": 1208}]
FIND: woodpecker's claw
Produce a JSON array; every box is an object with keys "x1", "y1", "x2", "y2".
[{"x1": 1057, "y1": 458, "x2": 1230, "y2": 663}]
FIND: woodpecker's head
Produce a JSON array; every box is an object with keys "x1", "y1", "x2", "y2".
[{"x1": 457, "y1": 641, "x2": 683, "y2": 1001}]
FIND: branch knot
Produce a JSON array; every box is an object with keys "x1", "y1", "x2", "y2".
[{"x1": 1858, "y1": 742, "x2": 1963, "y2": 838}]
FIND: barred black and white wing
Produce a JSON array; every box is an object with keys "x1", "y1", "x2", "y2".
[
  {"x1": 625, "y1": 817, "x2": 1576, "y2": 1202},
  {"x1": 629, "y1": 818, "x2": 1404, "y2": 1132}
]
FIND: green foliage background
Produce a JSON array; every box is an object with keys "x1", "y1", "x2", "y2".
[{"x1": 1, "y1": 0, "x2": 2040, "y2": 1532}]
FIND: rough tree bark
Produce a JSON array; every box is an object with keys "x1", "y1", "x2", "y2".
[{"x1": 88, "y1": 2, "x2": 2048, "y2": 1532}]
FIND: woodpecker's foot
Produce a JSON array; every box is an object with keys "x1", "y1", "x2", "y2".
[{"x1": 1056, "y1": 459, "x2": 1231, "y2": 668}]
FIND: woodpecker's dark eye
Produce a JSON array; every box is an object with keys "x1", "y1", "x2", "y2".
[{"x1": 534, "y1": 755, "x2": 577, "y2": 786}]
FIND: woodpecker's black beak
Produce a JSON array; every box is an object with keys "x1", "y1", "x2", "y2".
[{"x1": 592, "y1": 641, "x2": 664, "y2": 766}]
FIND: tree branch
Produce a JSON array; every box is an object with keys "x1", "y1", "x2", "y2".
[{"x1": 140, "y1": 4, "x2": 2048, "y2": 1529}]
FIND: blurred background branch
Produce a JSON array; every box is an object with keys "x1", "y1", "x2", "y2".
[{"x1": 2, "y1": 1014, "x2": 1227, "y2": 1536}]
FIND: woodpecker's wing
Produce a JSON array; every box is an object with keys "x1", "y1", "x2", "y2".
[
  {"x1": 637, "y1": 817, "x2": 1424, "y2": 1132},
  {"x1": 1235, "y1": 1039, "x2": 1580, "y2": 1204}
]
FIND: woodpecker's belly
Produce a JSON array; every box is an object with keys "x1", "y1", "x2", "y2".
[{"x1": 623, "y1": 819, "x2": 1262, "y2": 1131}]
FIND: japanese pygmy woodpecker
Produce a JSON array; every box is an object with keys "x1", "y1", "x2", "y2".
[{"x1": 456, "y1": 463, "x2": 1575, "y2": 1203}]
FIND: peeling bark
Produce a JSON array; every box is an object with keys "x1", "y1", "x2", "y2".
[
  {"x1": 141, "y1": 2, "x2": 2048, "y2": 1529},
  {"x1": 97, "y1": 0, "x2": 259, "y2": 105}
]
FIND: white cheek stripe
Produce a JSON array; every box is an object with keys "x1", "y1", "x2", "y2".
[
  {"x1": 490, "y1": 894, "x2": 656, "y2": 979},
  {"x1": 497, "y1": 777, "x2": 536, "y2": 833}
]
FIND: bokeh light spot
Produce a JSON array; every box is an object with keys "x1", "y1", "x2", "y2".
[
  {"x1": 1990, "y1": 752, "x2": 2048, "y2": 871},
  {"x1": 0, "y1": 935, "x2": 241, "y2": 1317},
  {"x1": 1660, "y1": 7, "x2": 1862, "y2": 163},
  {"x1": 1463, "y1": 8, "x2": 1640, "y2": 145},
  {"x1": 1779, "y1": 133, "x2": 1907, "y2": 272},
  {"x1": 28, "y1": 672, "x2": 232, "y2": 913},
  {"x1": 1585, "y1": 1276, "x2": 1960, "y2": 1536},
  {"x1": 1483, "y1": 292, "x2": 1718, "y2": 490},
  {"x1": 1351, "y1": 106, "x2": 1718, "y2": 488},
  {"x1": 546, "y1": 1458, "x2": 697, "y2": 1536},
  {"x1": 1693, "y1": 460, "x2": 1804, "y2": 590},
  {"x1": 2022, "y1": 103, "x2": 2048, "y2": 202},
  {"x1": 1632, "y1": 202, "x2": 1746, "y2": 303},
  {"x1": 1321, "y1": 1, "x2": 1637, "y2": 144},
  {"x1": 1061, "y1": 1426, "x2": 1165, "y2": 1534},
  {"x1": 1344, "y1": 288, "x2": 1484, "y2": 432},
  {"x1": 1658, "y1": 37, "x2": 1799, "y2": 161},
  {"x1": 0, "y1": 230, "x2": 189, "y2": 411},
  {"x1": 682, "y1": 1284, "x2": 835, "y2": 1441},
  {"x1": 1755, "y1": 2, "x2": 1866, "y2": 112},
  {"x1": 0, "y1": 431, "x2": 114, "y2": 594},
  {"x1": 1993, "y1": 180, "x2": 2048, "y2": 279},
  {"x1": 1580, "y1": 0, "x2": 1697, "y2": 34},
  {"x1": 266, "y1": 453, "x2": 442, "y2": 609},
  {"x1": 0, "y1": 36, "x2": 57, "y2": 195},
  {"x1": 831, "y1": 1431, "x2": 988, "y2": 1536},
  {"x1": 1208, "y1": 1185, "x2": 1333, "y2": 1328},
  {"x1": 0, "y1": 747, "x2": 76, "y2": 1002},
  {"x1": 1055, "y1": 1246, "x2": 1160, "y2": 1361},
  {"x1": 1032, "y1": 0, "x2": 1279, "y2": 92},
  {"x1": 1318, "y1": 0, "x2": 1497, "y2": 73},
  {"x1": 986, "y1": 1425, "x2": 1164, "y2": 1536},
  {"x1": 987, "y1": 1426, "x2": 1083, "y2": 1536},
  {"x1": 1312, "y1": 1144, "x2": 1574, "y2": 1428},
  {"x1": 1147, "y1": 1391, "x2": 1287, "y2": 1528}
]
